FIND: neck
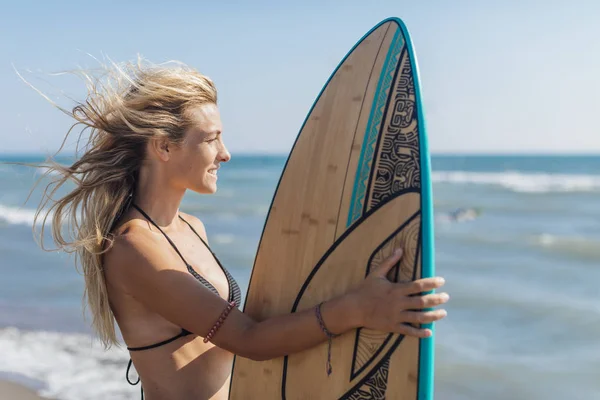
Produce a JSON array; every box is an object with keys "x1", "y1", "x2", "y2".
[{"x1": 133, "y1": 162, "x2": 186, "y2": 228}]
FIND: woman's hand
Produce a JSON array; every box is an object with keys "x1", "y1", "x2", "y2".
[{"x1": 347, "y1": 248, "x2": 448, "y2": 338}]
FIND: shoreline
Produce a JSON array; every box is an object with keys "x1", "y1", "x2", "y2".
[{"x1": 0, "y1": 380, "x2": 48, "y2": 400}]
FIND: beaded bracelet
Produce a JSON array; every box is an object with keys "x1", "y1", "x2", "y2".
[
  {"x1": 204, "y1": 301, "x2": 237, "y2": 343},
  {"x1": 315, "y1": 302, "x2": 340, "y2": 376}
]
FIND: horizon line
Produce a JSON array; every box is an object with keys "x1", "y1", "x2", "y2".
[{"x1": 1, "y1": 151, "x2": 599, "y2": 158}]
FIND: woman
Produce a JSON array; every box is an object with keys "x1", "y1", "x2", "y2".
[{"x1": 32, "y1": 60, "x2": 449, "y2": 399}]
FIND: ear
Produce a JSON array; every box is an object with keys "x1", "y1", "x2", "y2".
[{"x1": 150, "y1": 136, "x2": 171, "y2": 162}]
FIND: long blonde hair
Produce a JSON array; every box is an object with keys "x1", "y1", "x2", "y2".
[{"x1": 24, "y1": 58, "x2": 218, "y2": 347}]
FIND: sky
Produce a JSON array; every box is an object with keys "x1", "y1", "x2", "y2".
[{"x1": 0, "y1": 0, "x2": 599, "y2": 155}]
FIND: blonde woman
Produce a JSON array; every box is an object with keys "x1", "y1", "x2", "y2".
[{"x1": 30, "y1": 60, "x2": 449, "y2": 400}]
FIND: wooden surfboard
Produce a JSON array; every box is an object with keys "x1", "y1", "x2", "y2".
[{"x1": 229, "y1": 17, "x2": 436, "y2": 400}]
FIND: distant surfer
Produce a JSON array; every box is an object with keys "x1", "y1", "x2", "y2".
[{"x1": 438, "y1": 207, "x2": 481, "y2": 223}]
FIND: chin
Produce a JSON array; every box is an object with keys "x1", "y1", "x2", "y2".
[{"x1": 192, "y1": 184, "x2": 218, "y2": 195}]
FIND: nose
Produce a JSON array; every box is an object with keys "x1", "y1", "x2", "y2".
[{"x1": 218, "y1": 140, "x2": 231, "y2": 163}]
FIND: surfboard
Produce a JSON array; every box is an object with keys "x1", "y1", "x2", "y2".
[{"x1": 229, "y1": 17, "x2": 435, "y2": 400}]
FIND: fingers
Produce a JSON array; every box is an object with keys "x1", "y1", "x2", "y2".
[
  {"x1": 405, "y1": 292, "x2": 449, "y2": 309},
  {"x1": 400, "y1": 277, "x2": 446, "y2": 295},
  {"x1": 399, "y1": 309, "x2": 447, "y2": 324},
  {"x1": 369, "y1": 248, "x2": 403, "y2": 278},
  {"x1": 393, "y1": 324, "x2": 433, "y2": 338},
  {"x1": 393, "y1": 309, "x2": 448, "y2": 337}
]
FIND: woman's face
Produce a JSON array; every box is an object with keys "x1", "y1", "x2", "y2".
[{"x1": 168, "y1": 103, "x2": 231, "y2": 194}]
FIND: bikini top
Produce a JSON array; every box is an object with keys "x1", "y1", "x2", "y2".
[{"x1": 125, "y1": 203, "x2": 242, "y2": 397}]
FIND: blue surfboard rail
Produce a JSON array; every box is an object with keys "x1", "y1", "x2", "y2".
[{"x1": 393, "y1": 17, "x2": 437, "y2": 400}]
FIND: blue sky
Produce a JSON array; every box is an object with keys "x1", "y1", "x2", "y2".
[{"x1": 1, "y1": 0, "x2": 598, "y2": 154}]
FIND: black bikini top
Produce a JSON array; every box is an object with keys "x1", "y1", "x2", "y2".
[{"x1": 124, "y1": 204, "x2": 242, "y2": 398}]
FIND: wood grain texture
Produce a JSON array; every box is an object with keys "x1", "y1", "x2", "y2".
[{"x1": 230, "y1": 19, "x2": 425, "y2": 400}]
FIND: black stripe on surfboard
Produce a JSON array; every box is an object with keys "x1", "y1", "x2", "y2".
[
  {"x1": 349, "y1": 209, "x2": 421, "y2": 380},
  {"x1": 281, "y1": 197, "x2": 419, "y2": 398}
]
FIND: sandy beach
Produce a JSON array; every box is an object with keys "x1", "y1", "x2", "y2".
[{"x1": 0, "y1": 380, "x2": 47, "y2": 400}]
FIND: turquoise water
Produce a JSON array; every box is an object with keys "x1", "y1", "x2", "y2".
[{"x1": 0, "y1": 154, "x2": 599, "y2": 399}]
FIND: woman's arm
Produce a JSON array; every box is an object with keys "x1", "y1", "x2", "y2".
[{"x1": 105, "y1": 225, "x2": 448, "y2": 361}]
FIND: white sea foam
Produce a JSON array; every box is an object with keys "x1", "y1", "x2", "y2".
[
  {"x1": 0, "y1": 327, "x2": 136, "y2": 400},
  {"x1": 531, "y1": 233, "x2": 600, "y2": 260},
  {"x1": 533, "y1": 233, "x2": 598, "y2": 248},
  {"x1": 431, "y1": 171, "x2": 600, "y2": 193},
  {"x1": 0, "y1": 204, "x2": 46, "y2": 227},
  {"x1": 34, "y1": 166, "x2": 65, "y2": 177}
]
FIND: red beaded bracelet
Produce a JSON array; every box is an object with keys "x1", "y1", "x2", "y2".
[{"x1": 204, "y1": 301, "x2": 237, "y2": 343}]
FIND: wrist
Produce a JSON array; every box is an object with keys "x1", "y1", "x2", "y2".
[
  {"x1": 320, "y1": 293, "x2": 362, "y2": 334},
  {"x1": 343, "y1": 292, "x2": 365, "y2": 329}
]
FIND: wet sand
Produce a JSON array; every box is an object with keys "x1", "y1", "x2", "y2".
[{"x1": 0, "y1": 380, "x2": 48, "y2": 400}]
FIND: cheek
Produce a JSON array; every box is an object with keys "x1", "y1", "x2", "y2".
[
  {"x1": 201, "y1": 145, "x2": 218, "y2": 163},
  {"x1": 190, "y1": 148, "x2": 214, "y2": 174},
  {"x1": 185, "y1": 162, "x2": 195, "y2": 175},
  {"x1": 171, "y1": 152, "x2": 199, "y2": 180}
]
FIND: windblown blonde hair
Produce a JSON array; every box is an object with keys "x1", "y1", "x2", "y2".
[{"x1": 24, "y1": 57, "x2": 218, "y2": 348}]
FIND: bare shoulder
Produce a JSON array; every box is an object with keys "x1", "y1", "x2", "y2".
[
  {"x1": 103, "y1": 220, "x2": 171, "y2": 283},
  {"x1": 179, "y1": 211, "x2": 209, "y2": 242}
]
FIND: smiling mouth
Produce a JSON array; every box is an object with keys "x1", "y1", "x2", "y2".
[{"x1": 208, "y1": 169, "x2": 218, "y2": 177}]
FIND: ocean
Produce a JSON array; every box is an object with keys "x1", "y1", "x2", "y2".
[{"x1": 0, "y1": 154, "x2": 599, "y2": 399}]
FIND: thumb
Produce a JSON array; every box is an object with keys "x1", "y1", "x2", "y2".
[{"x1": 369, "y1": 248, "x2": 403, "y2": 278}]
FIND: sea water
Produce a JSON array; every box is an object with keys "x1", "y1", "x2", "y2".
[{"x1": 1, "y1": 154, "x2": 598, "y2": 399}]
